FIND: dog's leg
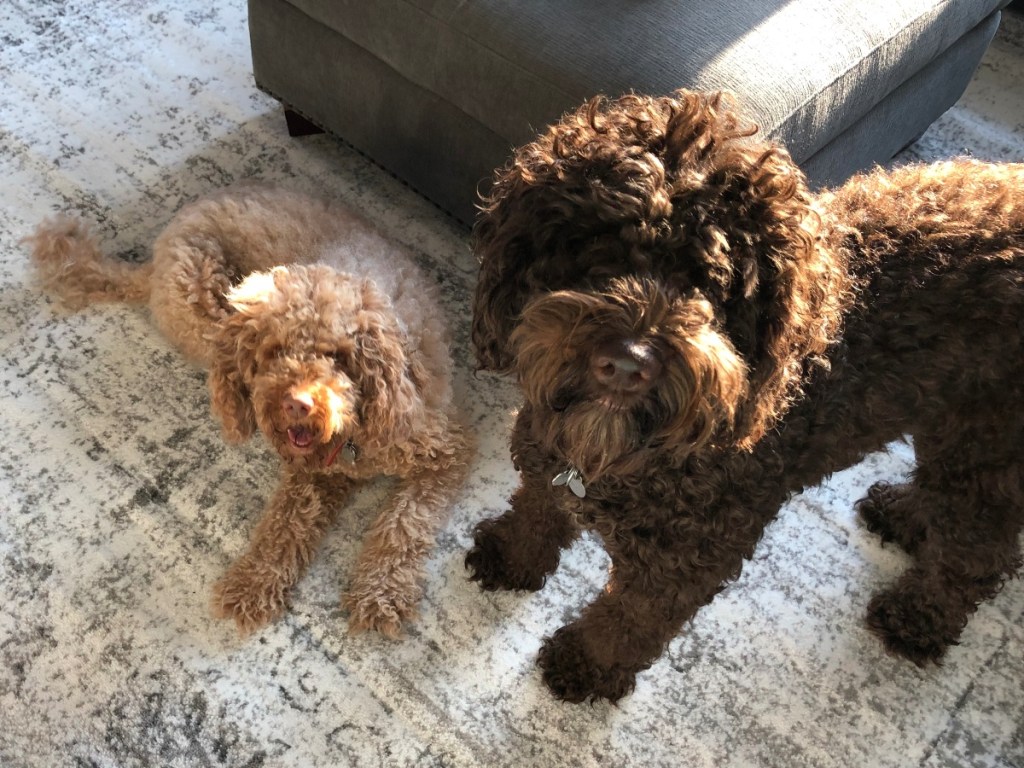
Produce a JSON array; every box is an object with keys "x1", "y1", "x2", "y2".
[
  {"x1": 466, "y1": 411, "x2": 581, "y2": 590},
  {"x1": 856, "y1": 481, "x2": 929, "y2": 554},
  {"x1": 465, "y1": 470, "x2": 580, "y2": 591},
  {"x1": 345, "y1": 434, "x2": 472, "y2": 637},
  {"x1": 536, "y1": 543, "x2": 736, "y2": 703},
  {"x1": 211, "y1": 470, "x2": 352, "y2": 634},
  {"x1": 865, "y1": 428, "x2": 1024, "y2": 665}
]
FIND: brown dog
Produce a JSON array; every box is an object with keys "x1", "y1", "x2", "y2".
[
  {"x1": 466, "y1": 89, "x2": 1024, "y2": 702},
  {"x1": 28, "y1": 185, "x2": 471, "y2": 638}
]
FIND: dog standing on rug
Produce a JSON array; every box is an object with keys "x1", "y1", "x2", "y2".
[
  {"x1": 27, "y1": 185, "x2": 472, "y2": 637},
  {"x1": 465, "y1": 89, "x2": 1024, "y2": 702}
]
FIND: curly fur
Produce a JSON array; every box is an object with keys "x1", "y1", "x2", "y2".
[
  {"x1": 465, "y1": 89, "x2": 1024, "y2": 702},
  {"x1": 27, "y1": 185, "x2": 472, "y2": 637}
]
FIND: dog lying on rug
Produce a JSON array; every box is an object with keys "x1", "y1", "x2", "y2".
[
  {"x1": 465, "y1": 89, "x2": 1024, "y2": 702},
  {"x1": 27, "y1": 185, "x2": 472, "y2": 637}
]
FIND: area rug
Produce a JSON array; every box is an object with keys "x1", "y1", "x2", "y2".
[{"x1": 1, "y1": 2, "x2": 1022, "y2": 766}]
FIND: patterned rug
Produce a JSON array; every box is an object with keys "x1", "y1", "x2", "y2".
[{"x1": 2, "y1": 3, "x2": 1022, "y2": 766}]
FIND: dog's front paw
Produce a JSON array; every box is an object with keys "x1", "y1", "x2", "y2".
[
  {"x1": 865, "y1": 586, "x2": 963, "y2": 666},
  {"x1": 465, "y1": 518, "x2": 551, "y2": 592},
  {"x1": 856, "y1": 482, "x2": 924, "y2": 553},
  {"x1": 537, "y1": 624, "x2": 638, "y2": 703},
  {"x1": 343, "y1": 575, "x2": 419, "y2": 639},
  {"x1": 210, "y1": 562, "x2": 289, "y2": 635},
  {"x1": 856, "y1": 481, "x2": 899, "y2": 533}
]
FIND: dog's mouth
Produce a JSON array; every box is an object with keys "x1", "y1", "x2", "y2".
[
  {"x1": 595, "y1": 391, "x2": 647, "y2": 412},
  {"x1": 547, "y1": 386, "x2": 665, "y2": 443},
  {"x1": 254, "y1": 375, "x2": 357, "y2": 464},
  {"x1": 550, "y1": 387, "x2": 644, "y2": 414},
  {"x1": 278, "y1": 425, "x2": 355, "y2": 467},
  {"x1": 286, "y1": 425, "x2": 319, "y2": 453}
]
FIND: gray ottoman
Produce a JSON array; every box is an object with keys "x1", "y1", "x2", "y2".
[{"x1": 248, "y1": 0, "x2": 1007, "y2": 224}]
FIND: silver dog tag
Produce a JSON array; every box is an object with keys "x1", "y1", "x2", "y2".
[
  {"x1": 341, "y1": 440, "x2": 359, "y2": 463},
  {"x1": 552, "y1": 466, "x2": 586, "y2": 498},
  {"x1": 567, "y1": 476, "x2": 586, "y2": 498}
]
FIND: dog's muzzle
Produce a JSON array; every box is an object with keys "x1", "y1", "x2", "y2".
[{"x1": 590, "y1": 339, "x2": 662, "y2": 396}]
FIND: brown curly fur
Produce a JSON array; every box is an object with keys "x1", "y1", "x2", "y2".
[
  {"x1": 465, "y1": 89, "x2": 1024, "y2": 702},
  {"x1": 26, "y1": 185, "x2": 472, "y2": 638}
]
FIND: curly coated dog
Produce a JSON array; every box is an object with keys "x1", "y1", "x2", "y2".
[
  {"x1": 28, "y1": 185, "x2": 471, "y2": 637},
  {"x1": 465, "y1": 89, "x2": 1024, "y2": 702}
]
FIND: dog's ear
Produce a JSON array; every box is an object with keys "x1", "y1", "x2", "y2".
[
  {"x1": 206, "y1": 325, "x2": 258, "y2": 444},
  {"x1": 470, "y1": 90, "x2": 721, "y2": 374},
  {"x1": 354, "y1": 282, "x2": 419, "y2": 441},
  {"x1": 691, "y1": 143, "x2": 844, "y2": 449},
  {"x1": 472, "y1": 185, "x2": 605, "y2": 373},
  {"x1": 620, "y1": 91, "x2": 845, "y2": 449},
  {"x1": 204, "y1": 272, "x2": 282, "y2": 443},
  {"x1": 471, "y1": 230, "x2": 523, "y2": 373},
  {"x1": 473, "y1": 147, "x2": 588, "y2": 374}
]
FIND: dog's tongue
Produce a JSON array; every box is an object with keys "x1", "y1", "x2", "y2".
[{"x1": 288, "y1": 426, "x2": 315, "y2": 448}]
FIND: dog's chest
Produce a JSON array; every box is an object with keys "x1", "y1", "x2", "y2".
[{"x1": 549, "y1": 474, "x2": 645, "y2": 530}]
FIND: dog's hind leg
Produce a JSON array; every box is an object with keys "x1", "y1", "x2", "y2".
[
  {"x1": 146, "y1": 227, "x2": 238, "y2": 366},
  {"x1": 865, "y1": 420, "x2": 1024, "y2": 665}
]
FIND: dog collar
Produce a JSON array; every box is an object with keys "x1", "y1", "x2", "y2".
[
  {"x1": 325, "y1": 438, "x2": 359, "y2": 467},
  {"x1": 552, "y1": 465, "x2": 586, "y2": 498}
]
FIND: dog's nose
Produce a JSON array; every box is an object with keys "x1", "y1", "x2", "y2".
[
  {"x1": 590, "y1": 339, "x2": 662, "y2": 393},
  {"x1": 282, "y1": 392, "x2": 314, "y2": 419}
]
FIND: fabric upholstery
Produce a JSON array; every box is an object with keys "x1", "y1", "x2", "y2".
[{"x1": 249, "y1": 0, "x2": 1005, "y2": 222}]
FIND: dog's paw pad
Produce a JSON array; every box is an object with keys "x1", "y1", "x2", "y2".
[
  {"x1": 343, "y1": 574, "x2": 419, "y2": 638},
  {"x1": 856, "y1": 481, "x2": 907, "y2": 532}
]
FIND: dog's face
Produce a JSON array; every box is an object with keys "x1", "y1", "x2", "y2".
[
  {"x1": 512, "y1": 275, "x2": 748, "y2": 477},
  {"x1": 208, "y1": 265, "x2": 416, "y2": 467},
  {"x1": 473, "y1": 90, "x2": 848, "y2": 473}
]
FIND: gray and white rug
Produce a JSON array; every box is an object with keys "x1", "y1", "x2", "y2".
[{"x1": 2, "y1": 3, "x2": 1023, "y2": 767}]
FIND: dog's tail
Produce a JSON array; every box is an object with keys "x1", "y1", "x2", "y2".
[{"x1": 24, "y1": 216, "x2": 153, "y2": 309}]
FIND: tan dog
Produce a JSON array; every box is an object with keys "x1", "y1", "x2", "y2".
[{"x1": 28, "y1": 185, "x2": 472, "y2": 637}]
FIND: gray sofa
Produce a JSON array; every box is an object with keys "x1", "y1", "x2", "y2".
[{"x1": 248, "y1": 0, "x2": 1007, "y2": 225}]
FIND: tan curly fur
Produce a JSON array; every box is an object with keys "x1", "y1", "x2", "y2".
[
  {"x1": 26, "y1": 185, "x2": 472, "y2": 638},
  {"x1": 465, "y1": 89, "x2": 1024, "y2": 702}
]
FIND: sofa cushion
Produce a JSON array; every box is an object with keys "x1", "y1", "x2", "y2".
[
  {"x1": 250, "y1": 0, "x2": 1005, "y2": 222},
  {"x1": 283, "y1": 0, "x2": 1001, "y2": 160}
]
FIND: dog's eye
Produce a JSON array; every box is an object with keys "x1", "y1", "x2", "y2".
[
  {"x1": 327, "y1": 351, "x2": 348, "y2": 368},
  {"x1": 550, "y1": 389, "x2": 573, "y2": 412}
]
